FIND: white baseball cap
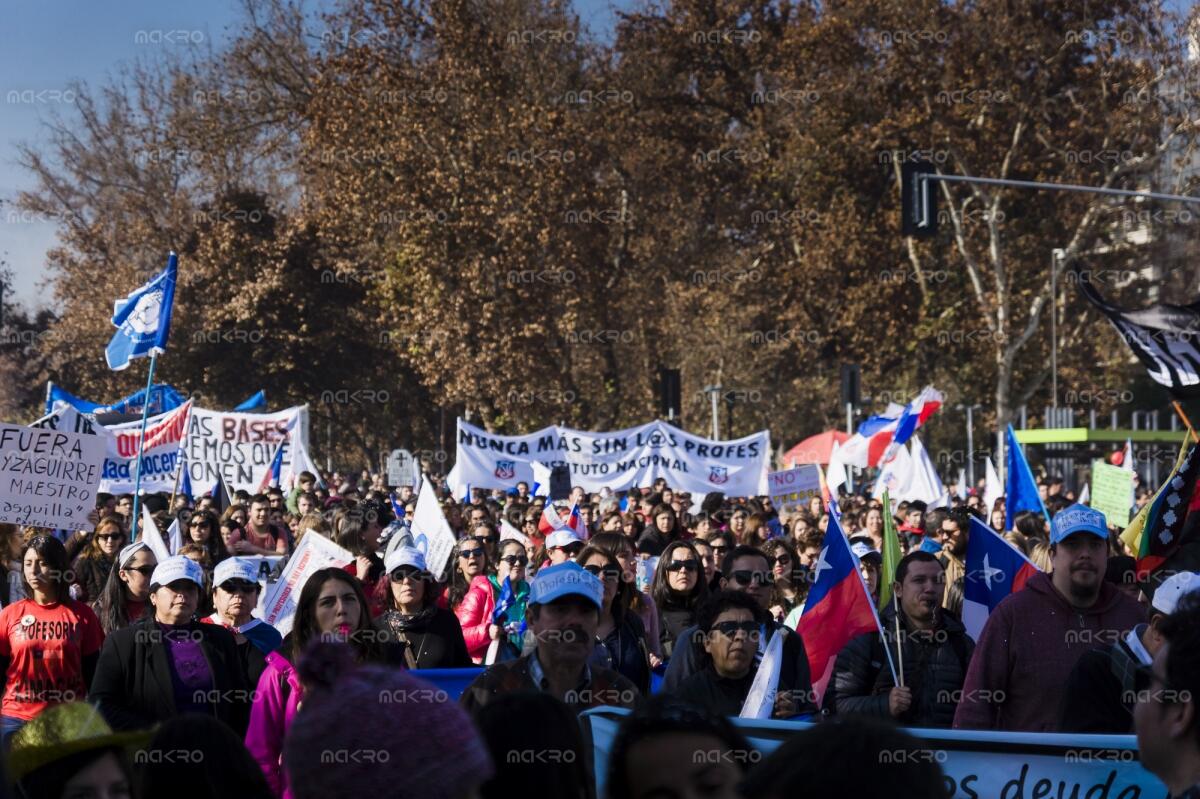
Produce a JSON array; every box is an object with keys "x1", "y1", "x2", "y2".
[
  {"x1": 546, "y1": 530, "x2": 583, "y2": 550},
  {"x1": 149, "y1": 556, "x2": 205, "y2": 591},
  {"x1": 213, "y1": 557, "x2": 260, "y2": 589},
  {"x1": 385, "y1": 545, "x2": 427, "y2": 574},
  {"x1": 1152, "y1": 571, "x2": 1200, "y2": 615}
]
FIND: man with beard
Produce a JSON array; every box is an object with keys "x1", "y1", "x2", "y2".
[
  {"x1": 460, "y1": 561, "x2": 639, "y2": 715},
  {"x1": 831, "y1": 552, "x2": 973, "y2": 727},
  {"x1": 954, "y1": 504, "x2": 1144, "y2": 731},
  {"x1": 937, "y1": 509, "x2": 970, "y2": 615}
]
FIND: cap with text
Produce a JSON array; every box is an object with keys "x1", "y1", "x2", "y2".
[
  {"x1": 1050, "y1": 504, "x2": 1108, "y2": 545},
  {"x1": 528, "y1": 561, "x2": 603, "y2": 610},
  {"x1": 149, "y1": 556, "x2": 205, "y2": 591}
]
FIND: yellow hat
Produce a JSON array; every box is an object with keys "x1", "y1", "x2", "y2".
[{"x1": 8, "y1": 703, "x2": 149, "y2": 782}]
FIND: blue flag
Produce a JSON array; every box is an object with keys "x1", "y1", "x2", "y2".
[
  {"x1": 389, "y1": 493, "x2": 406, "y2": 521},
  {"x1": 1005, "y1": 424, "x2": 1051, "y2": 529},
  {"x1": 105, "y1": 253, "x2": 178, "y2": 371},
  {"x1": 234, "y1": 390, "x2": 267, "y2": 412},
  {"x1": 492, "y1": 576, "x2": 516, "y2": 625},
  {"x1": 46, "y1": 382, "x2": 185, "y2": 416},
  {"x1": 179, "y1": 463, "x2": 193, "y2": 500}
]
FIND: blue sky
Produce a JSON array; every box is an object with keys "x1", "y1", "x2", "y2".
[{"x1": 0, "y1": 0, "x2": 629, "y2": 311}]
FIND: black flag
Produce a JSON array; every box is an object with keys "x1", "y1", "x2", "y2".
[{"x1": 1074, "y1": 268, "x2": 1200, "y2": 397}]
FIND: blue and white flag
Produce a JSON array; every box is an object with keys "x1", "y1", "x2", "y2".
[
  {"x1": 234, "y1": 390, "x2": 267, "y2": 412},
  {"x1": 105, "y1": 252, "x2": 178, "y2": 371}
]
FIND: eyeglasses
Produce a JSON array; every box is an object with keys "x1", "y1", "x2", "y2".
[
  {"x1": 712, "y1": 620, "x2": 760, "y2": 638},
  {"x1": 96, "y1": 533, "x2": 124, "y2": 542},
  {"x1": 124, "y1": 565, "x2": 155, "y2": 576},
  {"x1": 500, "y1": 555, "x2": 529, "y2": 567},
  {"x1": 458, "y1": 548, "x2": 484, "y2": 559},
  {"x1": 553, "y1": 544, "x2": 584, "y2": 555},
  {"x1": 583, "y1": 564, "x2": 621, "y2": 582},
  {"x1": 390, "y1": 568, "x2": 427, "y2": 583},
  {"x1": 523, "y1": 519, "x2": 537, "y2": 526},
  {"x1": 475, "y1": 535, "x2": 499, "y2": 545},
  {"x1": 221, "y1": 580, "x2": 258, "y2": 594},
  {"x1": 664, "y1": 560, "x2": 699, "y2": 573},
  {"x1": 767, "y1": 554, "x2": 791, "y2": 566},
  {"x1": 729, "y1": 570, "x2": 774, "y2": 587},
  {"x1": 189, "y1": 521, "x2": 207, "y2": 528}
]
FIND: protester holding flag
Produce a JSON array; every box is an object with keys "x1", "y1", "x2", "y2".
[
  {"x1": 0, "y1": 535, "x2": 105, "y2": 744},
  {"x1": 89, "y1": 555, "x2": 248, "y2": 735},
  {"x1": 1060, "y1": 570, "x2": 1200, "y2": 733},
  {"x1": 831, "y1": 551, "x2": 973, "y2": 727},
  {"x1": 375, "y1": 546, "x2": 471, "y2": 669},
  {"x1": 460, "y1": 561, "x2": 639, "y2": 714},
  {"x1": 456, "y1": 539, "x2": 530, "y2": 664},
  {"x1": 670, "y1": 590, "x2": 791, "y2": 718},
  {"x1": 954, "y1": 505, "x2": 1144, "y2": 731},
  {"x1": 93, "y1": 541, "x2": 157, "y2": 636},
  {"x1": 662, "y1": 545, "x2": 816, "y2": 718},
  {"x1": 202, "y1": 558, "x2": 283, "y2": 690},
  {"x1": 246, "y1": 567, "x2": 405, "y2": 797},
  {"x1": 578, "y1": 544, "x2": 651, "y2": 695},
  {"x1": 71, "y1": 515, "x2": 126, "y2": 603}
]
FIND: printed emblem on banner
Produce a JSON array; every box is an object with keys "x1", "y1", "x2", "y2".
[
  {"x1": 494, "y1": 460, "x2": 516, "y2": 480},
  {"x1": 709, "y1": 466, "x2": 729, "y2": 485},
  {"x1": 646, "y1": 431, "x2": 668, "y2": 449}
]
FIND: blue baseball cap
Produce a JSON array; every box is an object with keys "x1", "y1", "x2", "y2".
[
  {"x1": 528, "y1": 561, "x2": 603, "y2": 610},
  {"x1": 1050, "y1": 504, "x2": 1109, "y2": 545}
]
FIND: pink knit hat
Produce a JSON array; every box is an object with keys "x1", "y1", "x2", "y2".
[{"x1": 283, "y1": 643, "x2": 494, "y2": 799}]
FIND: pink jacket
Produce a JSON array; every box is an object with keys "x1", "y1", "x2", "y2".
[
  {"x1": 245, "y1": 651, "x2": 302, "y2": 798},
  {"x1": 455, "y1": 576, "x2": 496, "y2": 663}
]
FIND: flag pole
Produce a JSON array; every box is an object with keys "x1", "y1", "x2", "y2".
[
  {"x1": 893, "y1": 593, "x2": 905, "y2": 688},
  {"x1": 1172, "y1": 401, "x2": 1199, "y2": 444},
  {"x1": 128, "y1": 352, "x2": 159, "y2": 542},
  {"x1": 167, "y1": 452, "x2": 185, "y2": 517}
]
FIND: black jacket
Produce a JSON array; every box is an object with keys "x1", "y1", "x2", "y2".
[
  {"x1": 656, "y1": 597, "x2": 697, "y2": 660},
  {"x1": 830, "y1": 605, "x2": 973, "y2": 728},
  {"x1": 636, "y1": 529, "x2": 671, "y2": 557},
  {"x1": 1058, "y1": 626, "x2": 1146, "y2": 734},
  {"x1": 376, "y1": 606, "x2": 472, "y2": 669},
  {"x1": 673, "y1": 667, "x2": 756, "y2": 717},
  {"x1": 596, "y1": 612, "x2": 651, "y2": 695},
  {"x1": 662, "y1": 620, "x2": 817, "y2": 715},
  {"x1": 90, "y1": 616, "x2": 250, "y2": 734}
]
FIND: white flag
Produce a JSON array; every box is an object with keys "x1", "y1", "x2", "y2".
[
  {"x1": 139, "y1": 505, "x2": 171, "y2": 564},
  {"x1": 499, "y1": 517, "x2": 529, "y2": 546},
  {"x1": 411, "y1": 475, "x2": 457, "y2": 581},
  {"x1": 984, "y1": 456, "x2": 1003, "y2": 518},
  {"x1": 908, "y1": 436, "x2": 949, "y2": 508},
  {"x1": 825, "y1": 440, "x2": 848, "y2": 496},
  {"x1": 740, "y1": 628, "x2": 785, "y2": 719}
]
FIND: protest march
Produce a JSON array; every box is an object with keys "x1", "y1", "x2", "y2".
[{"x1": 6, "y1": 2, "x2": 1200, "y2": 798}]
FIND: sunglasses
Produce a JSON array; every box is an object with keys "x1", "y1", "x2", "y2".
[
  {"x1": 767, "y1": 554, "x2": 792, "y2": 566},
  {"x1": 390, "y1": 568, "x2": 428, "y2": 582},
  {"x1": 189, "y1": 521, "x2": 207, "y2": 528},
  {"x1": 500, "y1": 555, "x2": 529, "y2": 567},
  {"x1": 712, "y1": 620, "x2": 760, "y2": 638},
  {"x1": 124, "y1": 565, "x2": 155, "y2": 576},
  {"x1": 729, "y1": 570, "x2": 774, "y2": 587},
  {"x1": 221, "y1": 580, "x2": 259, "y2": 594},
  {"x1": 665, "y1": 560, "x2": 699, "y2": 573},
  {"x1": 458, "y1": 548, "x2": 484, "y2": 559},
  {"x1": 475, "y1": 535, "x2": 499, "y2": 545},
  {"x1": 553, "y1": 544, "x2": 584, "y2": 554},
  {"x1": 583, "y1": 564, "x2": 621, "y2": 581},
  {"x1": 96, "y1": 534, "x2": 124, "y2": 542}
]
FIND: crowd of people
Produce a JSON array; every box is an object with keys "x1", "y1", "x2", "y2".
[{"x1": 0, "y1": 466, "x2": 1198, "y2": 798}]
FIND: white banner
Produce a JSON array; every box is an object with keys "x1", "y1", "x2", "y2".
[
  {"x1": 453, "y1": 418, "x2": 769, "y2": 496},
  {"x1": 411, "y1": 475, "x2": 456, "y2": 581},
  {"x1": 182, "y1": 406, "x2": 309, "y2": 494},
  {"x1": 766, "y1": 466, "x2": 822, "y2": 510},
  {"x1": 0, "y1": 421, "x2": 106, "y2": 531},
  {"x1": 258, "y1": 531, "x2": 352, "y2": 637},
  {"x1": 98, "y1": 400, "x2": 192, "y2": 494}
]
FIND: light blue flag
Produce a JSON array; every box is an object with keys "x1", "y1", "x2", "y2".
[
  {"x1": 234, "y1": 390, "x2": 267, "y2": 412},
  {"x1": 105, "y1": 252, "x2": 178, "y2": 371},
  {"x1": 1005, "y1": 424, "x2": 1052, "y2": 529}
]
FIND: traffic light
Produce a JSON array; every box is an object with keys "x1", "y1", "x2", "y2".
[{"x1": 901, "y1": 159, "x2": 938, "y2": 238}]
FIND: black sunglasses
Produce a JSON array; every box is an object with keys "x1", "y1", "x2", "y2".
[
  {"x1": 124, "y1": 565, "x2": 155, "y2": 576},
  {"x1": 390, "y1": 568, "x2": 429, "y2": 582},
  {"x1": 583, "y1": 564, "x2": 620, "y2": 581},
  {"x1": 221, "y1": 580, "x2": 259, "y2": 594},
  {"x1": 729, "y1": 570, "x2": 774, "y2": 587},
  {"x1": 500, "y1": 555, "x2": 529, "y2": 567},
  {"x1": 96, "y1": 533, "x2": 124, "y2": 542},
  {"x1": 665, "y1": 559, "x2": 699, "y2": 573},
  {"x1": 712, "y1": 620, "x2": 759, "y2": 638},
  {"x1": 474, "y1": 535, "x2": 499, "y2": 545},
  {"x1": 766, "y1": 554, "x2": 792, "y2": 566},
  {"x1": 458, "y1": 548, "x2": 484, "y2": 559}
]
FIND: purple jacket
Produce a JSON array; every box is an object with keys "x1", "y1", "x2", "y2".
[
  {"x1": 953, "y1": 571, "x2": 1144, "y2": 732},
  {"x1": 245, "y1": 651, "x2": 301, "y2": 798}
]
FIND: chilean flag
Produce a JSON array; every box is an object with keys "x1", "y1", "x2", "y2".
[
  {"x1": 258, "y1": 439, "x2": 285, "y2": 492},
  {"x1": 961, "y1": 516, "x2": 1041, "y2": 641},
  {"x1": 840, "y1": 386, "x2": 944, "y2": 468},
  {"x1": 797, "y1": 510, "x2": 882, "y2": 705},
  {"x1": 879, "y1": 386, "x2": 944, "y2": 465},
  {"x1": 538, "y1": 502, "x2": 588, "y2": 540}
]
